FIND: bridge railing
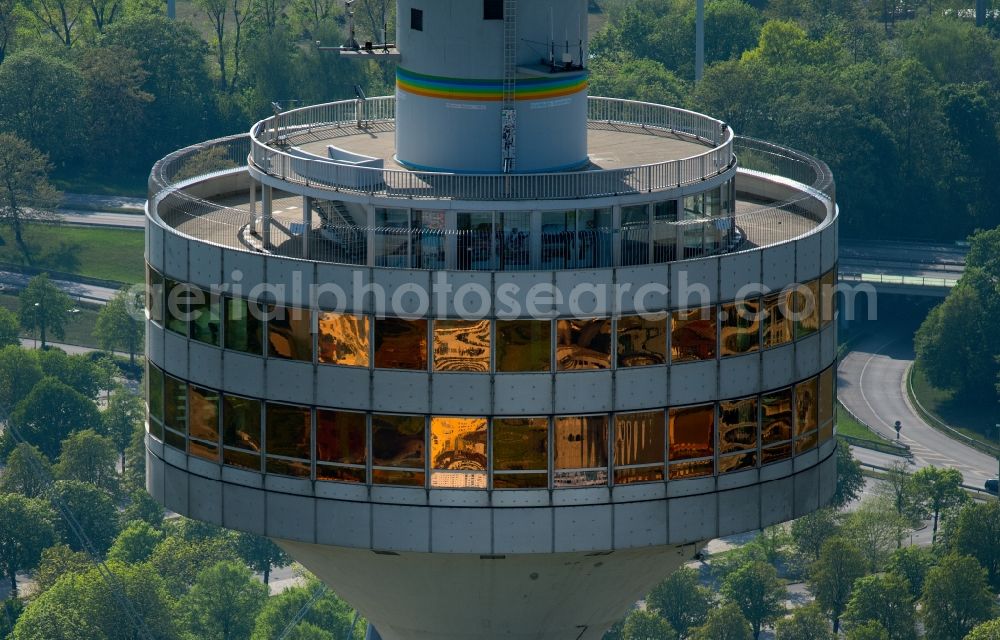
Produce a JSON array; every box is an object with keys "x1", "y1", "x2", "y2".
[{"x1": 839, "y1": 272, "x2": 960, "y2": 289}]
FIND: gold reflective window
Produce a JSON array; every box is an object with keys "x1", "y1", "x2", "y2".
[
  {"x1": 493, "y1": 418, "x2": 548, "y2": 471},
  {"x1": 669, "y1": 459, "x2": 713, "y2": 480},
  {"x1": 374, "y1": 318, "x2": 428, "y2": 370},
  {"x1": 147, "y1": 266, "x2": 163, "y2": 325},
  {"x1": 796, "y1": 431, "x2": 818, "y2": 454},
  {"x1": 225, "y1": 298, "x2": 264, "y2": 355},
  {"x1": 189, "y1": 440, "x2": 218, "y2": 462},
  {"x1": 372, "y1": 414, "x2": 425, "y2": 470},
  {"x1": 795, "y1": 376, "x2": 819, "y2": 437},
  {"x1": 818, "y1": 422, "x2": 834, "y2": 443},
  {"x1": 764, "y1": 292, "x2": 793, "y2": 348},
  {"x1": 318, "y1": 312, "x2": 370, "y2": 367},
  {"x1": 792, "y1": 280, "x2": 820, "y2": 339},
  {"x1": 614, "y1": 411, "x2": 665, "y2": 467},
  {"x1": 163, "y1": 374, "x2": 187, "y2": 433},
  {"x1": 223, "y1": 395, "x2": 261, "y2": 452},
  {"x1": 668, "y1": 404, "x2": 714, "y2": 461},
  {"x1": 147, "y1": 364, "x2": 164, "y2": 425},
  {"x1": 190, "y1": 288, "x2": 221, "y2": 346},
  {"x1": 557, "y1": 318, "x2": 612, "y2": 370},
  {"x1": 268, "y1": 306, "x2": 313, "y2": 362},
  {"x1": 316, "y1": 410, "x2": 366, "y2": 465},
  {"x1": 719, "y1": 396, "x2": 758, "y2": 454},
  {"x1": 223, "y1": 448, "x2": 259, "y2": 471},
  {"x1": 761, "y1": 388, "x2": 793, "y2": 445},
  {"x1": 721, "y1": 299, "x2": 761, "y2": 357},
  {"x1": 614, "y1": 411, "x2": 665, "y2": 484},
  {"x1": 266, "y1": 458, "x2": 310, "y2": 477},
  {"x1": 265, "y1": 402, "x2": 311, "y2": 460},
  {"x1": 553, "y1": 415, "x2": 609, "y2": 487},
  {"x1": 431, "y1": 417, "x2": 487, "y2": 488},
  {"x1": 188, "y1": 386, "x2": 219, "y2": 444},
  {"x1": 762, "y1": 443, "x2": 792, "y2": 465},
  {"x1": 164, "y1": 429, "x2": 185, "y2": 451},
  {"x1": 164, "y1": 279, "x2": 191, "y2": 336},
  {"x1": 317, "y1": 466, "x2": 366, "y2": 483},
  {"x1": 433, "y1": 320, "x2": 491, "y2": 372},
  {"x1": 821, "y1": 269, "x2": 836, "y2": 327},
  {"x1": 617, "y1": 315, "x2": 667, "y2": 367},
  {"x1": 819, "y1": 366, "x2": 834, "y2": 426},
  {"x1": 372, "y1": 470, "x2": 425, "y2": 487},
  {"x1": 496, "y1": 320, "x2": 551, "y2": 372},
  {"x1": 671, "y1": 307, "x2": 717, "y2": 362},
  {"x1": 719, "y1": 452, "x2": 757, "y2": 474}
]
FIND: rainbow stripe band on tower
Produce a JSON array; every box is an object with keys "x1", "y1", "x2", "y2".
[{"x1": 397, "y1": 67, "x2": 588, "y2": 102}]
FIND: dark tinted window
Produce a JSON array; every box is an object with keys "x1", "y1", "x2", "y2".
[
  {"x1": 484, "y1": 0, "x2": 503, "y2": 19},
  {"x1": 411, "y1": 8, "x2": 423, "y2": 30}
]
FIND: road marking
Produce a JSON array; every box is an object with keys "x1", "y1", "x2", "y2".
[{"x1": 857, "y1": 338, "x2": 897, "y2": 430}]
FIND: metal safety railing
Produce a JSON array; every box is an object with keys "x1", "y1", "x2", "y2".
[
  {"x1": 839, "y1": 272, "x2": 959, "y2": 289},
  {"x1": 148, "y1": 126, "x2": 836, "y2": 271},
  {"x1": 246, "y1": 96, "x2": 735, "y2": 201}
]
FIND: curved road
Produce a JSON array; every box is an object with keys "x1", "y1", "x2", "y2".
[{"x1": 838, "y1": 331, "x2": 998, "y2": 488}]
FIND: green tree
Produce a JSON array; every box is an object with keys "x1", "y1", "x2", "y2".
[
  {"x1": 55, "y1": 429, "x2": 119, "y2": 494},
  {"x1": 0, "y1": 0, "x2": 19, "y2": 65},
  {"x1": 689, "y1": 602, "x2": 754, "y2": 640},
  {"x1": 149, "y1": 534, "x2": 240, "y2": 597},
  {"x1": 843, "y1": 573, "x2": 916, "y2": 640},
  {"x1": 36, "y1": 349, "x2": 100, "y2": 399},
  {"x1": 12, "y1": 561, "x2": 180, "y2": 640},
  {"x1": 0, "y1": 597, "x2": 23, "y2": 638},
  {"x1": 966, "y1": 618, "x2": 1000, "y2": 640},
  {"x1": 0, "y1": 493, "x2": 57, "y2": 596},
  {"x1": 18, "y1": 275, "x2": 73, "y2": 349},
  {"x1": 48, "y1": 480, "x2": 121, "y2": 555},
  {"x1": 876, "y1": 462, "x2": 921, "y2": 530},
  {"x1": 22, "y1": 0, "x2": 87, "y2": 46},
  {"x1": 775, "y1": 605, "x2": 834, "y2": 640},
  {"x1": 911, "y1": 466, "x2": 968, "y2": 544},
  {"x1": 0, "y1": 345, "x2": 43, "y2": 417},
  {"x1": 722, "y1": 560, "x2": 786, "y2": 640},
  {"x1": 0, "y1": 442, "x2": 52, "y2": 498},
  {"x1": 621, "y1": 608, "x2": 677, "y2": 640},
  {"x1": 808, "y1": 537, "x2": 867, "y2": 633},
  {"x1": 790, "y1": 508, "x2": 840, "y2": 562},
  {"x1": 33, "y1": 544, "x2": 92, "y2": 593},
  {"x1": 843, "y1": 496, "x2": 908, "y2": 572},
  {"x1": 886, "y1": 546, "x2": 934, "y2": 599},
  {"x1": 94, "y1": 289, "x2": 145, "y2": 367},
  {"x1": 101, "y1": 387, "x2": 143, "y2": 470},
  {"x1": 121, "y1": 488, "x2": 164, "y2": 528},
  {"x1": 181, "y1": 561, "x2": 268, "y2": 640},
  {"x1": 8, "y1": 377, "x2": 102, "y2": 459},
  {"x1": 0, "y1": 133, "x2": 59, "y2": 261},
  {"x1": 590, "y1": 53, "x2": 688, "y2": 104},
  {"x1": 832, "y1": 445, "x2": 865, "y2": 508},
  {"x1": 234, "y1": 531, "x2": 291, "y2": 585},
  {"x1": 107, "y1": 521, "x2": 166, "y2": 565},
  {"x1": 647, "y1": 566, "x2": 712, "y2": 637},
  {"x1": 76, "y1": 47, "x2": 153, "y2": 176},
  {"x1": 252, "y1": 580, "x2": 363, "y2": 640},
  {"x1": 920, "y1": 554, "x2": 996, "y2": 640},
  {"x1": 949, "y1": 500, "x2": 1000, "y2": 590},
  {"x1": 0, "y1": 307, "x2": 20, "y2": 348},
  {"x1": 0, "y1": 49, "x2": 86, "y2": 164},
  {"x1": 845, "y1": 622, "x2": 890, "y2": 640}
]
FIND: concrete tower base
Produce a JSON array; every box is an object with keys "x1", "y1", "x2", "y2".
[{"x1": 278, "y1": 540, "x2": 702, "y2": 640}]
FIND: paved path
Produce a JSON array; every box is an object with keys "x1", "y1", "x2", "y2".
[
  {"x1": 59, "y1": 209, "x2": 145, "y2": 229},
  {"x1": 838, "y1": 331, "x2": 998, "y2": 489}
]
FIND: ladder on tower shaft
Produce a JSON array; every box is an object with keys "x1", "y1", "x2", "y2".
[{"x1": 501, "y1": 0, "x2": 517, "y2": 173}]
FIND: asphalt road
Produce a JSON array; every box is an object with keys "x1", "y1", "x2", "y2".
[
  {"x1": 839, "y1": 238, "x2": 967, "y2": 279},
  {"x1": 0, "y1": 270, "x2": 120, "y2": 303},
  {"x1": 838, "y1": 331, "x2": 998, "y2": 489},
  {"x1": 60, "y1": 208, "x2": 145, "y2": 229}
]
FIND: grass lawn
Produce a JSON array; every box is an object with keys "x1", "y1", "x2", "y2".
[
  {"x1": 836, "y1": 403, "x2": 887, "y2": 445},
  {"x1": 909, "y1": 363, "x2": 1000, "y2": 451},
  {"x1": 0, "y1": 293, "x2": 106, "y2": 350},
  {"x1": 0, "y1": 224, "x2": 145, "y2": 284}
]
